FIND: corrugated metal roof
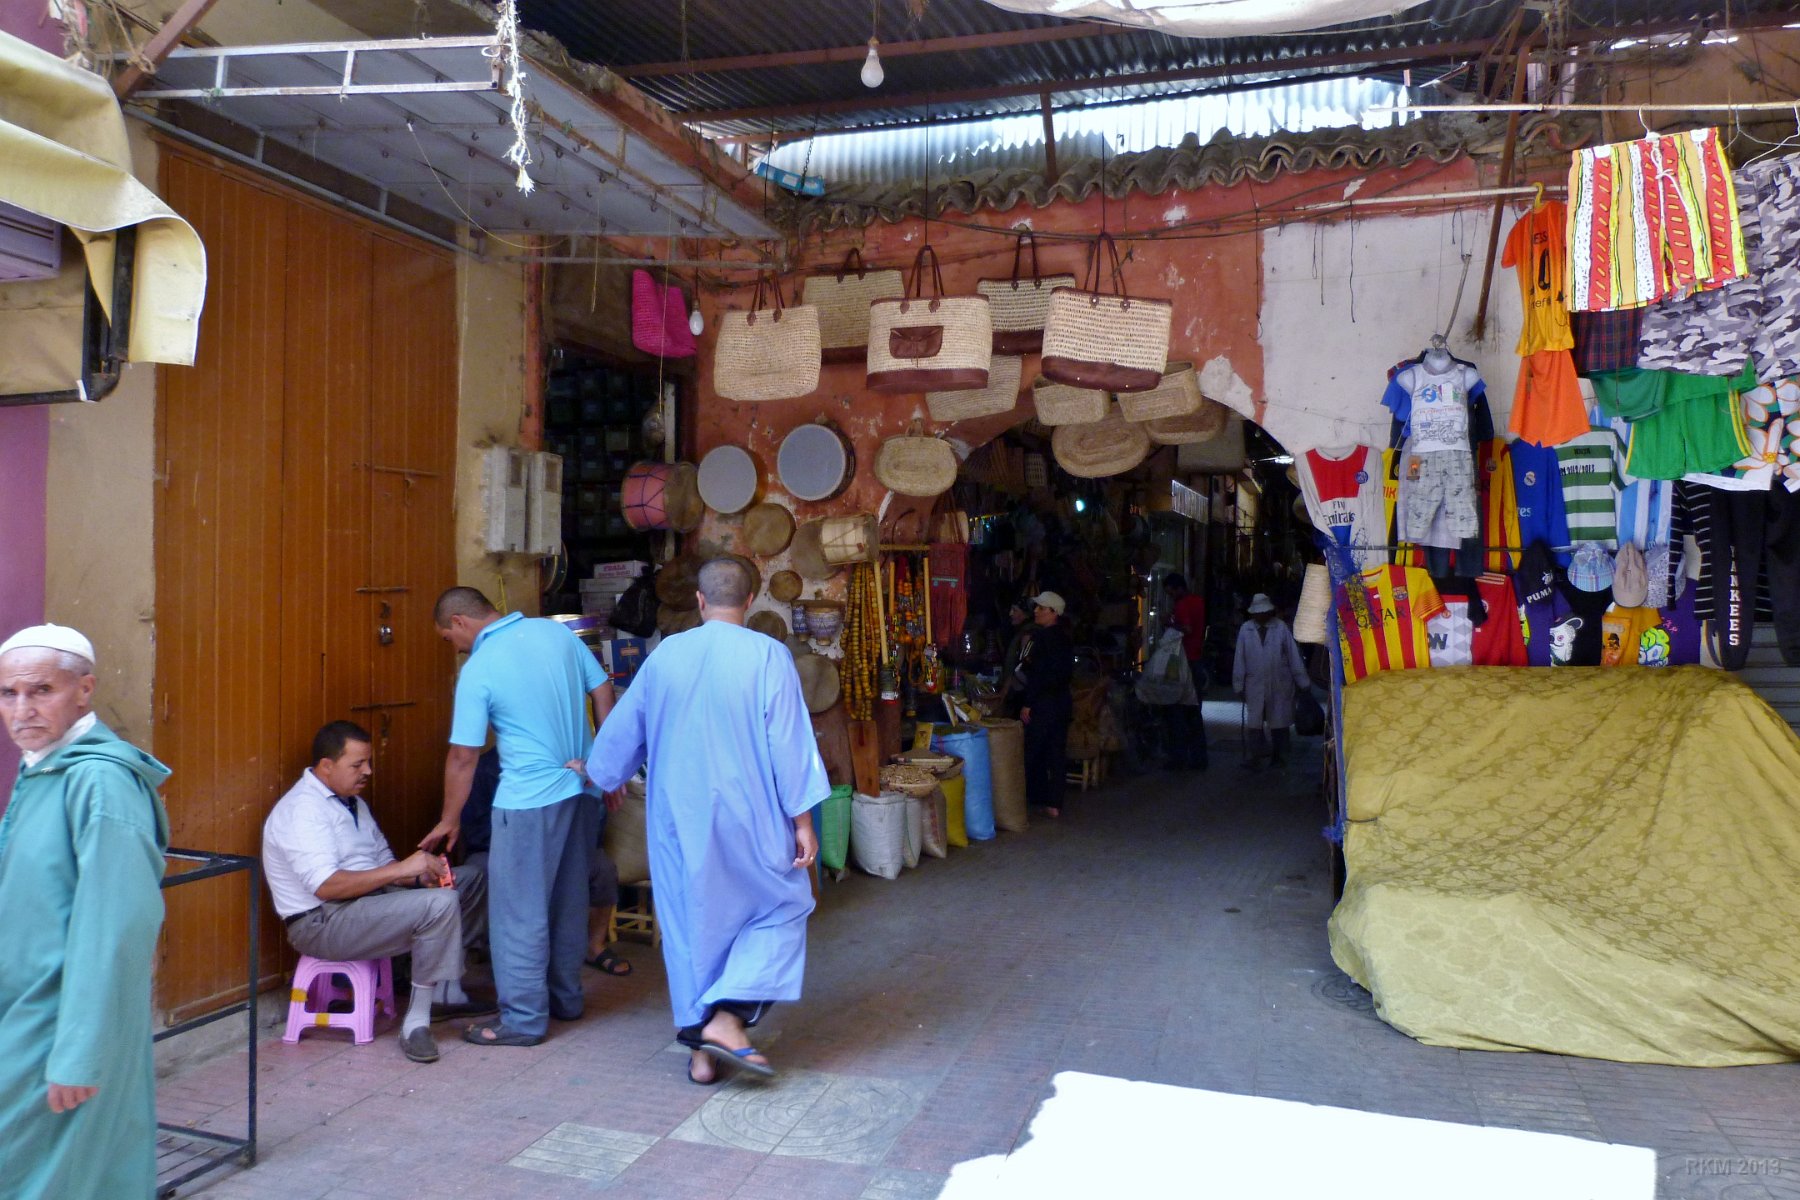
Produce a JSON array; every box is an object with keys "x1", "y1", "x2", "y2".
[
  {"x1": 759, "y1": 75, "x2": 1412, "y2": 185},
  {"x1": 517, "y1": 0, "x2": 1791, "y2": 136}
]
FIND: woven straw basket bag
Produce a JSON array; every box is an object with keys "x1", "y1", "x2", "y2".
[
  {"x1": 1117, "y1": 362, "x2": 1203, "y2": 422},
  {"x1": 714, "y1": 275, "x2": 821, "y2": 402},
  {"x1": 1041, "y1": 233, "x2": 1172, "y2": 394},
  {"x1": 976, "y1": 232, "x2": 1077, "y2": 354},
  {"x1": 875, "y1": 419, "x2": 958, "y2": 498},
  {"x1": 867, "y1": 246, "x2": 992, "y2": 393},
  {"x1": 1145, "y1": 396, "x2": 1228, "y2": 445},
  {"x1": 801, "y1": 248, "x2": 904, "y2": 364},
  {"x1": 1032, "y1": 376, "x2": 1108, "y2": 426},
  {"x1": 927, "y1": 354, "x2": 1022, "y2": 422},
  {"x1": 1051, "y1": 403, "x2": 1153, "y2": 478}
]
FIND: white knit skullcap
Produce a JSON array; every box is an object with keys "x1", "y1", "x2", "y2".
[{"x1": 0, "y1": 624, "x2": 97, "y2": 667}]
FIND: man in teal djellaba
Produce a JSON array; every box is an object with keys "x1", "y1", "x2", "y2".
[{"x1": 0, "y1": 624, "x2": 170, "y2": 1199}]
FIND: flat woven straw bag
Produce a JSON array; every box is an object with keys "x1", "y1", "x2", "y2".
[
  {"x1": 714, "y1": 274, "x2": 821, "y2": 402},
  {"x1": 926, "y1": 354, "x2": 1022, "y2": 422},
  {"x1": 1145, "y1": 396, "x2": 1229, "y2": 444},
  {"x1": 1051, "y1": 403, "x2": 1153, "y2": 478},
  {"x1": 867, "y1": 245, "x2": 992, "y2": 393},
  {"x1": 1032, "y1": 376, "x2": 1108, "y2": 426},
  {"x1": 801, "y1": 248, "x2": 904, "y2": 364},
  {"x1": 875, "y1": 419, "x2": 958, "y2": 498},
  {"x1": 1117, "y1": 362, "x2": 1203, "y2": 422},
  {"x1": 1041, "y1": 233, "x2": 1173, "y2": 394},
  {"x1": 976, "y1": 233, "x2": 1077, "y2": 354},
  {"x1": 1293, "y1": 562, "x2": 1331, "y2": 644}
]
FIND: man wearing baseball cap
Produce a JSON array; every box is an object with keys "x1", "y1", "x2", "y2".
[
  {"x1": 0, "y1": 625, "x2": 171, "y2": 1200},
  {"x1": 1017, "y1": 592, "x2": 1075, "y2": 818}
]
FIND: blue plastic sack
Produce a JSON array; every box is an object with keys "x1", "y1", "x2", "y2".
[{"x1": 932, "y1": 726, "x2": 994, "y2": 840}]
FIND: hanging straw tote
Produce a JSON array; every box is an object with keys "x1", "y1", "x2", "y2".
[
  {"x1": 976, "y1": 232, "x2": 1077, "y2": 354},
  {"x1": 1031, "y1": 376, "x2": 1108, "y2": 426},
  {"x1": 867, "y1": 245, "x2": 992, "y2": 393},
  {"x1": 875, "y1": 419, "x2": 958, "y2": 498},
  {"x1": 801, "y1": 248, "x2": 904, "y2": 364},
  {"x1": 1116, "y1": 362, "x2": 1204, "y2": 422},
  {"x1": 926, "y1": 354, "x2": 1022, "y2": 422},
  {"x1": 1051, "y1": 403, "x2": 1153, "y2": 478},
  {"x1": 1041, "y1": 233, "x2": 1172, "y2": 393},
  {"x1": 714, "y1": 274, "x2": 821, "y2": 402}
]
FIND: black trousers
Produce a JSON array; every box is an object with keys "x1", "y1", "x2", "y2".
[
  {"x1": 1023, "y1": 697, "x2": 1072, "y2": 810},
  {"x1": 1707, "y1": 487, "x2": 1800, "y2": 668}
]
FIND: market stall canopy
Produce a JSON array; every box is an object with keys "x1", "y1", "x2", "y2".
[
  {"x1": 972, "y1": 0, "x2": 1419, "y2": 38},
  {"x1": 0, "y1": 30, "x2": 206, "y2": 397},
  {"x1": 130, "y1": 35, "x2": 779, "y2": 251}
]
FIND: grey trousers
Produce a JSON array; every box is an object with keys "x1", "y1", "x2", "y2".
[
  {"x1": 489, "y1": 794, "x2": 599, "y2": 1038},
  {"x1": 285, "y1": 865, "x2": 487, "y2": 986}
]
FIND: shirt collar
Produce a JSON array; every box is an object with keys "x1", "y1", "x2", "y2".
[
  {"x1": 22, "y1": 711, "x2": 98, "y2": 769},
  {"x1": 301, "y1": 768, "x2": 364, "y2": 823},
  {"x1": 471, "y1": 611, "x2": 526, "y2": 654}
]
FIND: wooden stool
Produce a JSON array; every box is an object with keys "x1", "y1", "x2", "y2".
[
  {"x1": 610, "y1": 881, "x2": 659, "y2": 947},
  {"x1": 1066, "y1": 755, "x2": 1100, "y2": 792}
]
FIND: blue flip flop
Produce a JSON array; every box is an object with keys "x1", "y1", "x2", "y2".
[{"x1": 697, "y1": 1040, "x2": 776, "y2": 1079}]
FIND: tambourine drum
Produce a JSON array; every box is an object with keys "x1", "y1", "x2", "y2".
[
  {"x1": 742, "y1": 502, "x2": 796, "y2": 557},
  {"x1": 796, "y1": 652, "x2": 841, "y2": 714},
  {"x1": 768, "y1": 569, "x2": 803, "y2": 603},
  {"x1": 777, "y1": 422, "x2": 855, "y2": 502},
  {"x1": 657, "y1": 604, "x2": 701, "y2": 636},
  {"x1": 747, "y1": 609, "x2": 790, "y2": 641},
  {"x1": 729, "y1": 553, "x2": 763, "y2": 601},
  {"x1": 622, "y1": 462, "x2": 703, "y2": 533},
  {"x1": 789, "y1": 518, "x2": 840, "y2": 582},
  {"x1": 697, "y1": 445, "x2": 760, "y2": 515}
]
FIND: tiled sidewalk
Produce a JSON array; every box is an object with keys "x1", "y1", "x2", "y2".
[{"x1": 162, "y1": 752, "x2": 1799, "y2": 1199}]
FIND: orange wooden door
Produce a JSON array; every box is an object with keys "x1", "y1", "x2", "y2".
[{"x1": 155, "y1": 147, "x2": 458, "y2": 1017}]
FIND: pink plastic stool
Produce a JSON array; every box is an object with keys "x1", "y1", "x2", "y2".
[{"x1": 281, "y1": 956, "x2": 396, "y2": 1046}]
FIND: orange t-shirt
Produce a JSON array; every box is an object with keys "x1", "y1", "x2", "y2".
[{"x1": 1502, "y1": 201, "x2": 1575, "y2": 355}]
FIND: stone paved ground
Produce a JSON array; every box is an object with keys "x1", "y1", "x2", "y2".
[{"x1": 161, "y1": 740, "x2": 1799, "y2": 1200}]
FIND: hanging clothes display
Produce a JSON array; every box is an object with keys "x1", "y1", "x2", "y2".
[
  {"x1": 1566, "y1": 126, "x2": 1748, "y2": 312},
  {"x1": 1384, "y1": 355, "x2": 1488, "y2": 549},
  {"x1": 1503, "y1": 198, "x2": 1589, "y2": 446},
  {"x1": 1334, "y1": 563, "x2": 1445, "y2": 682},
  {"x1": 1295, "y1": 445, "x2": 1388, "y2": 570}
]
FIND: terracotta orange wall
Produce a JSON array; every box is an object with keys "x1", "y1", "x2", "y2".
[{"x1": 685, "y1": 153, "x2": 1478, "y2": 525}]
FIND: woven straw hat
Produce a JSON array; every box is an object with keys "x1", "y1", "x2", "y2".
[
  {"x1": 747, "y1": 609, "x2": 790, "y2": 640},
  {"x1": 1051, "y1": 404, "x2": 1153, "y2": 478},
  {"x1": 795, "y1": 652, "x2": 841, "y2": 713},
  {"x1": 768, "y1": 569, "x2": 803, "y2": 603},
  {"x1": 1293, "y1": 562, "x2": 1331, "y2": 644},
  {"x1": 741, "y1": 501, "x2": 796, "y2": 556},
  {"x1": 791, "y1": 518, "x2": 841, "y2": 581}
]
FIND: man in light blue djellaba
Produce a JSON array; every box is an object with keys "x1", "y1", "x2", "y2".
[
  {"x1": 585, "y1": 558, "x2": 828, "y2": 1084},
  {"x1": 424, "y1": 587, "x2": 614, "y2": 1047},
  {"x1": 0, "y1": 624, "x2": 170, "y2": 1199}
]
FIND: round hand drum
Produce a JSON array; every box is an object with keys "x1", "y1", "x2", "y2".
[
  {"x1": 622, "y1": 462, "x2": 704, "y2": 532},
  {"x1": 697, "y1": 445, "x2": 760, "y2": 515},
  {"x1": 778, "y1": 422, "x2": 855, "y2": 502}
]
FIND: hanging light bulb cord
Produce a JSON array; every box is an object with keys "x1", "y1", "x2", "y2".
[{"x1": 861, "y1": 0, "x2": 884, "y2": 89}]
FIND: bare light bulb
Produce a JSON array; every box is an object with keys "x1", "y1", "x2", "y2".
[
  {"x1": 860, "y1": 38, "x2": 884, "y2": 89},
  {"x1": 688, "y1": 308, "x2": 705, "y2": 336}
]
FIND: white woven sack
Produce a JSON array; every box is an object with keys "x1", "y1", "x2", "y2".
[
  {"x1": 1117, "y1": 362, "x2": 1203, "y2": 422},
  {"x1": 926, "y1": 354, "x2": 1023, "y2": 422},
  {"x1": 802, "y1": 249, "x2": 904, "y2": 363},
  {"x1": 867, "y1": 246, "x2": 991, "y2": 393},
  {"x1": 902, "y1": 792, "x2": 923, "y2": 869},
  {"x1": 714, "y1": 277, "x2": 821, "y2": 402},
  {"x1": 1039, "y1": 234, "x2": 1172, "y2": 393},
  {"x1": 1032, "y1": 376, "x2": 1108, "y2": 426},
  {"x1": 919, "y1": 787, "x2": 949, "y2": 858},
  {"x1": 850, "y1": 790, "x2": 909, "y2": 880}
]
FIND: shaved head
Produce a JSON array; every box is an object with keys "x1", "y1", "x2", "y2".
[
  {"x1": 696, "y1": 558, "x2": 752, "y2": 610},
  {"x1": 434, "y1": 587, "x2": 497, "y2": 627}
]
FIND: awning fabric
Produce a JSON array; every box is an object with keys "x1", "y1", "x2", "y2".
[
  {"x1": 974, "y1": 0, "x2": 1415, "y2": 38},
  {"x1": 0, "y1": 30, "x2": 206, "y2": 392}
]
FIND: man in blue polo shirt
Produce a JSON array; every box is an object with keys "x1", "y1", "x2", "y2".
[{"x1": 423, "y1": 587, "x2": 614, "y2": 1047}]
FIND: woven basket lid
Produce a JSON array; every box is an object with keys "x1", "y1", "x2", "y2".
[
  {"x1": 790, "y1": 519, "x2": 841, "y2": 581},
  {"x1": 747, "y1": 609, "x2": 790, "y2": 641},
  {"x1": 1145, "y1": 399, "x2": 1228, "y2": 445},
  {"x1": 795, "y1": 652, "x2": 841, "y2": 713},
  {"x1": 697, "y1": 445, "x2": 760, "y2": 515},
  {"x1": 657, "y1": 603, "x2": 701, "y2": 635},
  {"x1": 875, "y1": 424, "x2": 958, "y2": 498},
  {"x1": 742, "y1": 501, "x2": 796, "y2": 556},
  {"x1": 654, "y1": 554, "x2": 701, "y2": 608},
  {"x1": 1051, "y1": 404, "x2": 1153, "y2": 478},
  {"x1": 768, "y1": 569, "x2": 803, "y2": 602}
]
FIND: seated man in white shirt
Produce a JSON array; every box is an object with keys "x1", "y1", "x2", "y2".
[{"x1": 263, "y1": 721, "x2": 493, "y2": 1063}]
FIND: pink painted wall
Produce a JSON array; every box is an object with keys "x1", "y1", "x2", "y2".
[
  {"x1": 0, "y1": 406, "x2": 48, "y2": 789},
  {"x1": 0, "y1": 0, "x2": 65, "y2": 53}
]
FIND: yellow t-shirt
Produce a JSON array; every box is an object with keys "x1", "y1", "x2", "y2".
[{"x1": 1601, "y1": 606, "x2": 1663, "y2": 668}]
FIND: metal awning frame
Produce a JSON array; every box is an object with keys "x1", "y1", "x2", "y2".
[{"x1": 118, "y1": 36, "x2": 779, "y2": 249}]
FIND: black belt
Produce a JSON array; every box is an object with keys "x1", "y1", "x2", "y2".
[{"x1": 284, "y1": 907, "x2": 319, "y2": 927}]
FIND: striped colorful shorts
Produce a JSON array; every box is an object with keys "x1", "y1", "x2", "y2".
[{"x1": 1566, "y1": 126, "x2": 1748, "y2": 312}]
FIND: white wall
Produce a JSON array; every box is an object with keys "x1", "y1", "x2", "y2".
[{"x1": 1256, "y1": 208, "x2": 1529, "y2": 453}]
